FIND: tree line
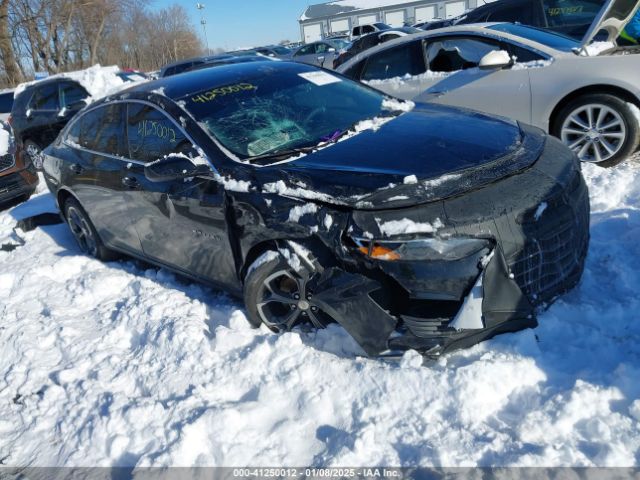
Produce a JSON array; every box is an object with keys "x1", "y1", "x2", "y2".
[{"x1": 0, "y1": 0, "x2": 206, "y2": 88}]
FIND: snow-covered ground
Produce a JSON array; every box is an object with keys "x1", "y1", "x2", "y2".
[{"x1": 1, "y1": 156, "x2": 640, "y2": 468}]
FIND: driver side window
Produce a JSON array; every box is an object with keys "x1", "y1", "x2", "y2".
[
  {"x1": 425, "y1": 37, "x2": 502, "y2": 73},
  {"x1": 296, "y1": 44, "x2": 316, "y2": 56},
  {"x1": 126, "y1": 103, "x2": 192, "y2": 163}
]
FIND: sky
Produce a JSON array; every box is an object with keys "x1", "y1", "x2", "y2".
[{"x1": 154, "y1": 0, "x2": 314, "y2": 51}]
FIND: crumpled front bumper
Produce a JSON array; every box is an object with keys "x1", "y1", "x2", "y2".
[{"x1": 328, "y1": 136, "x2": 589, "y2": 358}]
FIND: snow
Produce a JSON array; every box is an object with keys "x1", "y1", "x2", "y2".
[
  {"x1": 14, "y1": 65, "x2": 137, "y2": 103},
  {"x1": 213, "y1": 174, "x2": 252, "y2": 193},
  {"x1": 376, "y1": 217, "x2": 444, "y2": 236},
  {"x1": 403, "y1": 175, "x2": 418, "y2": 184},
  {"x1": 582, "y1": 42, "x2": 616, "y2": 57},
  {"x1": 1, "y1": 156, "x2": 640, "y2": 467},
  {"x1": 288, "y1": 203, "x2": 319, "y2": 223},
  {"x1": 0, "y1": 127, "x2": 10, "y2": 156},
  {"x1": 512, "y1": 59, "x2": 553, "y2": 70},
  {"x1": 534, "y1": 202, "x2": 548, "y2": 221},
  {"x1": 382, "y1": 98, "x2": 415, "y2": 113}
]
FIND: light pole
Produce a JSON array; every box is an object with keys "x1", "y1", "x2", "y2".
[{"x1": 196, "y1": 3, "x2": 211, "y2": 56}]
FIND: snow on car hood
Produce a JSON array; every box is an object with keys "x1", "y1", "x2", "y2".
[
  {"x1": 264, "y1": 104, "x2": 545, "y2": 210},
  {"x1": 581, "y1": 0, "x2": 640, "y2": 49}
]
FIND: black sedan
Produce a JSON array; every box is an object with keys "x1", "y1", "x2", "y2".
[{"x1": 42, "y1": 62, "x2": 589, "y2": 358}]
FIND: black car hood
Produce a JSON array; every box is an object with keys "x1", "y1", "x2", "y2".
[{"x1": 255, "y1": 104, "x2": 546, "y2": 210}]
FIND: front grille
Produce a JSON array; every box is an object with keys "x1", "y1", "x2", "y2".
[
  {"x1": 509, "y1": 171, "x2": 590, "y2": 305},
  {"x1": 0, "y1": 180, "x2": 22, "y2": 196},
  {"x1": 0, "y1": 153, "x2": 14, "y2": 173}
]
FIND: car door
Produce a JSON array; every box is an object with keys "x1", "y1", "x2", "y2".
[
  {"x1": 416, "y1": 36, "x2": 533, "y2": 124},
  {"x1": 63, "y1": 103, "x2": 143, "y2": 254},
  {"x1": 358, "y1": 40, "x2": 428, "y2": 99},
  {"x1": 24, "y1": 84, "x2": 59, "y2": 148},
  {"x1": 122, "y1": 101, "x2": 238, "y2": 288},
  {"x1": 315, "y1": 42, "x2": 336, "y2": 68},
  {"x1": 294, "y1": 44, "x2": 319, "y2": 65}
]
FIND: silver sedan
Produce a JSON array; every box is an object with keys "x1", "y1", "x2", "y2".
[{"x1": 337, "y1": 0, "x2": 640, "y2": 167}]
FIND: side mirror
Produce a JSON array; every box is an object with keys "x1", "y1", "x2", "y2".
[
  {"x1": 479, "y1": 50, "x2": 513, "y2": 70},
  {"x1": 144, "y1": 155, "x2": 214, "y2": 183}
]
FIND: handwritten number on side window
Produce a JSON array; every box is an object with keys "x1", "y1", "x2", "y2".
[{"x1": 138, "y1": 120, "x2": 177, "y2": 143}]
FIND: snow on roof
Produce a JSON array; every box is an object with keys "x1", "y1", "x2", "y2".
[
  {"x1": 300, "y1": 0, "x2": 423, "y2": 21},
  {"x1": 14, "y1": 65, "x2": 136, "y2": 102}
]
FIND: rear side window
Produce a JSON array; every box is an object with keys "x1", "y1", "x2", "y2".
[
  {"x1": 59, "y1": 82, "x2": 88, "y2": 108},
  {"x1": 0, "y1": 93, "x2": 13, "y2": 113},
  {"x1": 361, "y1": 41, "x2": 426, "y2": 81},
  {"x1": 71, "y1": 104, "x2": 126, "y2": 156},
  {"x1": 426, "y1": 37, "x2": 501, "y2": 72},
  {"x1": 29, "y1": 84, "x2": 58, "y2": 111},
  {"x1": 127, "y1": 104, "x2": 189, "y2": 163}
]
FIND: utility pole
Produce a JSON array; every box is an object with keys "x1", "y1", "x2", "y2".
[{"x1": 196, "y1": 3, "x2": 211, "y2": 56}]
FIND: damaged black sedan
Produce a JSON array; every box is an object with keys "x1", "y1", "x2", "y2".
[{"x1": 41, "y1": 62, "x2": 590, "y2": 358}]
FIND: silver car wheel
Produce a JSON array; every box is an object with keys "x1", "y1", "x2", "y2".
[{"x1": 561, "y1": 104, "x2": 627, "y2": 164}]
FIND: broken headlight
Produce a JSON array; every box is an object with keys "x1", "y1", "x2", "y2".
[{"x1": 353, "y1": 237, "x2": 491, "y2": 262}]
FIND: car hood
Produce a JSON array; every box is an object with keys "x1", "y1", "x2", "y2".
[
  {"x1": 581, "y1": 0, "x2": 640, "y2": 48},
  {"x1": 257, "y1": 104, "x2": 546, "y2": 210}
]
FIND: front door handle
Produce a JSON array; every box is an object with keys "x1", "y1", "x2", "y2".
[
  {"x1": 122, "y1": 176, "x2": 140, "y2": 189},
  {"x1": 69, "y1": 163, "x2": 84, "y2": 174}
]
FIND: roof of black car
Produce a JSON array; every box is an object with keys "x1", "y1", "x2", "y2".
[{"x1": 123, "y1": 61, "x2": 316, "y2": 101}]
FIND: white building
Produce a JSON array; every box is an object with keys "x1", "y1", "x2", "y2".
[{"x1": 299, "y1": 0, "x2": 481, "y2": 43}]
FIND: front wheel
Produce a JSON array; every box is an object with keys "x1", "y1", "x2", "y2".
[
  {"x1": 243, "y1": 250, "x2": 335, "y2": 333},
  {"x1": 553, "y1": 94, "x2": 640, "y2": 168}
]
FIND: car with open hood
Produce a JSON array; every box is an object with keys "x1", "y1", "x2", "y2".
[
  {"x1": 337, "y1": 0, "x2": 640, "y2": 167},
  {"x1": 41, "y1": 61, "x2": 589, "y2": 358}
]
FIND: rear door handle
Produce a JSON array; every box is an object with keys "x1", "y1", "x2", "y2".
[
  {"x1": 122, "y1": 176, "x2": 140, "y2": 189},
  {"x1": 69, "y1": 163, "x2": 84, "y2": 174}
]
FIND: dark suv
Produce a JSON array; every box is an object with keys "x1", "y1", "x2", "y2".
[
  {"x1": 11, "y1": 78, "x2": 89, "y2": 166},
  {"x1": 431, "y1": 0, "x2": 605, "y2": 40}
]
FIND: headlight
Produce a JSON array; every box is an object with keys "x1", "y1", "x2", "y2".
[{"x1": 353, "y1": 237, "x2": 491, "y2": 262}]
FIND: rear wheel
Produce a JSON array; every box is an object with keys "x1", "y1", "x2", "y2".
[
  {"x1": 64, "y1": 197, "x2": 118, "y2": 261},
  {"x1": 553, "y1": 94, "x2": 640, "y2": 168},
  {"x1": 244, "y1": 250, "x2": 336, "y2": 333}
]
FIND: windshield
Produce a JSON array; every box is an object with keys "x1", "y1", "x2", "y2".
[
  {"x1": 488, "y1": 23, "x2": 581, "y2": 51},
  {"x1": 179, "y1": 67, "x2": 388, "y2": 162}
]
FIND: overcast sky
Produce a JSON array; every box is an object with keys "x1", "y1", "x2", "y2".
[{"x1": 155, "y1": 0, "x2": 314, "y2": 50}]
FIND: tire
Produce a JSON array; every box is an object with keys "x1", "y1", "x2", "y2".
[
  {"x1": 63, "y1": 197, "x2": 118, "y2": 261},
  {"x1": 243, "y1": 249, "x2": 334, "y2": 333},
  {"x1": 553, "y1": 94, "x2": 640, "y2": 168},
  {"x1": 24, "y1": 140, "x2": 44, "y2": 170}
]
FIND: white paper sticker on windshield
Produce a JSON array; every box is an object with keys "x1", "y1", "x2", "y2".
[{"x1": 298, "y1": 71, "x2": 342, "y2": 86}]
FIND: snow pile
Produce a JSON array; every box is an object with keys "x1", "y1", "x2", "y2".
[
  {"x1": 0, "y1": 156, "x2": 640, "y2": 467},
  {"x1": 14, "y1": 65, "x2": 141, "y2": 103}
]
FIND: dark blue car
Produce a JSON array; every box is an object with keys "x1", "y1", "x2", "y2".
[{"x1": 41, "y1": 62, "x2": 589, "y2": 358}]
